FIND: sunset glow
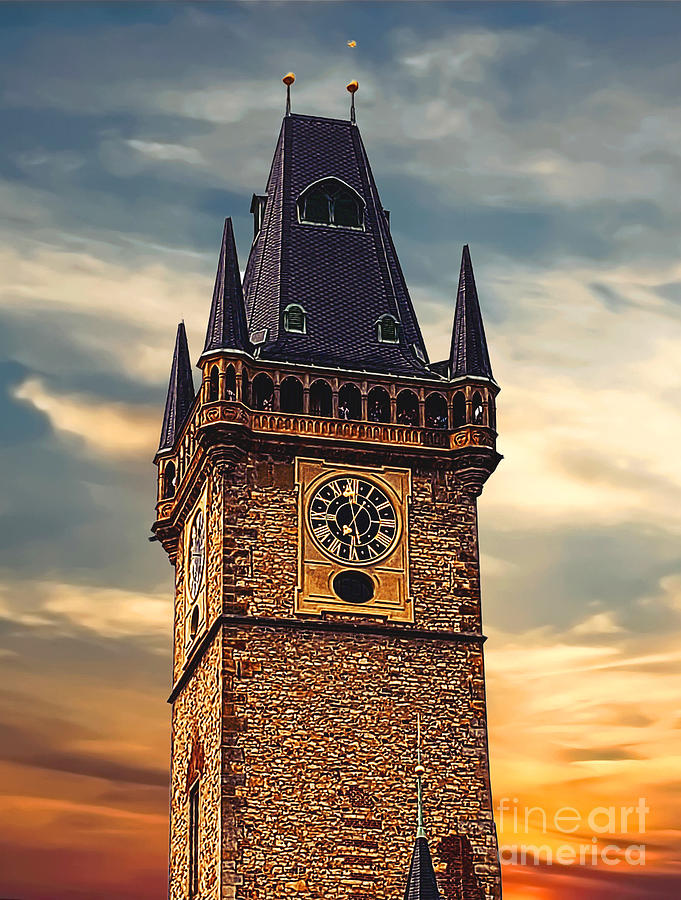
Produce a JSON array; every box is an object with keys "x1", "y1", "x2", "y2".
[{"x1": 1, "y1": 2, "x2": 680, "y2": 898}]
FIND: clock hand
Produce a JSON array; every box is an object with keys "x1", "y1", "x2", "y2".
[{"x1": 348, "y1": 496, "x2": 363, "y2": 537}]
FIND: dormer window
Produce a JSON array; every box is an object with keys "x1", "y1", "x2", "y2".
[
  {"x1": 284, "y1": 303, "x2": 307, "y2": 334},
  {"x1": 376, "y1": 314, "x2": 400, "y2": 344},
  {"x1": 298, "y1": 179, "x2": 363, "y2": 228}
]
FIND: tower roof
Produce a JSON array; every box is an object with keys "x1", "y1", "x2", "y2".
[
  {"x1": 449, "y1": 245, "x2": 494, "y2": 380},
  {"x1": 242, "y1": 113, "x2": 430, "y2": 376},
  {"x1": 158, "y1": 322, "x2": 195, "y2": 453},
  {"x1": 203, "y1": 217, "x2": 250, "y2": 355},
  {"x1": 404, "y1": 836, "x2": 441, "y2": 900}
]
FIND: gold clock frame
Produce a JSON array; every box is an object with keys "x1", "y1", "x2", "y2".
[{"x1": 295, "y1": 458, "x2": 413, "y2": 622}]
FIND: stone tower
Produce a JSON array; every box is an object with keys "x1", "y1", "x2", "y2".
[{"x1": 152, "y1": 99, "x2": 502, "y2": 900}]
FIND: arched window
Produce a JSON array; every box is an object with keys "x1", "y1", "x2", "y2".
[
  {"x1": 280, "y1": 376, "x2": 303, "y2": 414},
  {"x1": 252, "y1": 373, "x2": 275, "y2": 411},
  {"x1": 189, "y1": 604, "x2": 200, "y2": 640},
  {"x1": 162, "y1": 461, "x2": 176, "y2": 499},
  {"x1": 298, "y1": 179, "x2": 363, "y2": 228},
  {"x1": 453, "y1": 391, "x2": 466, "y2": 427},
  {"x1": 338, "y1": 383, "x2": 361, "y2": 420},
  {"x1": 397, "y1": 390, "x2": 419, "y2": 427},
  {"x1": 283, "y1": 304, "x2": 306, "y2": 334},
  {"x1": 208, "y1": 365, "x2": 219, "y2": 402},
  {"x1": 368, "y1": 386, "x2": 391, "y2": 423},
  {"x1": 376, "y1": 315, "x2": 400, "y2": 344},
  {"x1": 225, "y1": 365, "x2": 236, "y2": 400},
  {"x1": 425, "y1": 392, "x2": 448, "y2": 429},
  {"x1": 472, "y1": 391, "x2": 484, "y2": 425},
  {"x1": 310, "y1": 380, "x2": 332, "y2": 417}
]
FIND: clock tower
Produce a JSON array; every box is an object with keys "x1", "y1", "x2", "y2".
[{"x1": 153, "y1": 89, "x2": 502, "y2": 900}]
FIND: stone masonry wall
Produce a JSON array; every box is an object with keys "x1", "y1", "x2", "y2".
[
  {"x1": 169, "y1": 631, "x2": 224, "y2": 900},
  {"x1": 168, "y1": 445, "x2": 500, "y2": 900},
  {"x1": 222, "y1": 623, "x2": 500, "y2": 900}
]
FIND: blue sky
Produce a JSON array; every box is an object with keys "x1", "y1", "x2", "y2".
[{"x1": 1, "y1": 3, "x2": 680, "y2": 898}]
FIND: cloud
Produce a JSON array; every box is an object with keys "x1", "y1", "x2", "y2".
[
  {"x1": 0, "y1": 242, "x2": 211, "y2": 383},
  {"x1": 0, "y1": 580, "x2": 171, "y2": 640},
  {"x1": 13, "y1": 376, "x2": 159, "y2": 460},
  {"x1": 0, "y1": 720, "x2": 167, "y2": 786},
  {"x1": 125, "y1": 139, "x2": 204, "y2": 165}
]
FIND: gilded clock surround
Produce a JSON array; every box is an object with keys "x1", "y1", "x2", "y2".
[{"x1": 295, "y1": 457, "x2": 413, "y2": 622}]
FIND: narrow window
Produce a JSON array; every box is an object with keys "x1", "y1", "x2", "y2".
[
  {"x1": 252, "y1": 373, "x2": 275, "y2": 411},
  {"x1": 453, "y1": 391, "x2": 466, "y2": 427},
  {"x1": 189, "y1": 605, "x2": 199, "y2": 640},
  {"x1": 208, "y1": 366, "x2": 219, "y2": 402},
  {"x1": 162, "y1": 461, "x2": 176, "y2": 499},
  {"x1": 338, "y1": 383, "x2": 362, "y2": 420},
  {"x1": 397, "y1": 390, "x2": 419, "y2": 427},
  {"x1": 280, "y1": 377, "x2": 304, "y2": 414},
  {"x1": 283, "y1": 304, "x2": 306, "y2": 334},
  {"x1": 367, "y1": 386, "x2": 391, "y2": 423},
  {"x1": 304, "y1": 190, "x2": 331, "y2": 224},
  {"x1": 310, "y1": 380, "x2": 332, "y2": 417},
  {"x1": 377, "y1": 315, "x2": 399, "y2": 344},
  {"x1": 188, "y1": 781, "x2": 200, "y2": 896},
  {"x1": 333, "y1": 189, "x2": 361, "y2": 227},
  {"x1": 472, "y1": 391, "x2": 484, "y2": 425},
  {"x1": 225, "y1": 365, "x2": 236, "y2": 400},
  {"x1": 425, "y1": 392, "x2": 448, "y2": 429}
]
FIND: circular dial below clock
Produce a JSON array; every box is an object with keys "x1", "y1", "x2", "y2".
[
  {"x1": 188, "y1": 509, "x2": 206, "y2": 600},
  {"x1": 307, "y1": 475, "x2": 399, "y2": 564}
]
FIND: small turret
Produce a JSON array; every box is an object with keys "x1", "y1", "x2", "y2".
[
  {"x1": 449, "y1": 245, "x2": 493, "y2": 380},
  {"x1": 158, "y1": 322, "x2": 195, "y2": 453},
  {"x1": 202, "y1": 217, "x2": 250, "y2": 356},
  {"x1": 447, "y1": 245, "x2": 501, "y2": 496}
]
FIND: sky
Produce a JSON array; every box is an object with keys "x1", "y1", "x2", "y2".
[{"x1": 0, "y1": 1, "x2": 680, "y2": 898}]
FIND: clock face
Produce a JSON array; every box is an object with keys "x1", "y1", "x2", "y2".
[
  {"x1": 307, "y1": 475, "x2": 399, "y2": 564},
  {"x1": 188, "y1": 509, "x2": 206, "y2": 600}
]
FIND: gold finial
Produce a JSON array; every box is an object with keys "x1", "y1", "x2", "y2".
[
  {"x1": 283, "y1": 72, "x2": 295, "y2": 115},
  {"x1": 346, "y1": 80, "x2": 359, "y2": 124}
]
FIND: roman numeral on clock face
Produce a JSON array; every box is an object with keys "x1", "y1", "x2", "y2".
[{"x1": 374, "y1": 528, "x2": 394, "y2": 548}]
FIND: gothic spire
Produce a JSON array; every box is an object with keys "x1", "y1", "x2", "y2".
[
  {"x1": 449, "y1": 245, "x2": 493, "y2": 380},
  {"x1": 403, "y1": 715, "x2": 441, "y2": 900},
  {"x1": 158, "y1": 322, "x2": 195, "y2": 453},
  {"x1": 203, "y1": 218, "x2": 250, "y2": 355},
  {"x1": 404, "y1": 837, "x2": 441, "y2": 900}
]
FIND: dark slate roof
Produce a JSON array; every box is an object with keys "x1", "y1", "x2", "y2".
[
  {"x1": 449, "y1": 245, "x2": 494, "y2": 380},
  {"x1": 242, "y1": 113, "x2": 430, "y2": 376},
  {"x1": 403, "y1": 836, "x2": 441, "y2": 900},
  {"x1": 203, "y1": 218, "x2": 250, "y2": 355},
  {"x1": 158, "y1": 323, "x2": 195, "y2": 452}
]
